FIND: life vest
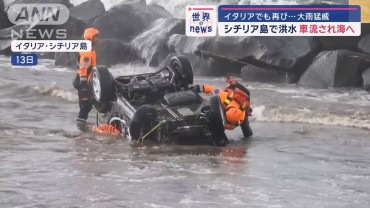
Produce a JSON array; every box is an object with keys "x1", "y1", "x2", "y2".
[
  {"x1": 78, "y1": 50, "x2": 96, "y2": 82},
  {"x1": 219, "y1": 88, "x2": 250, "y2": 112},
  {"x1": 78, "y1": 27, "x2": 99, "y2": 82},
  {"x1": 219, "y1": 88, "x2": 250, "y2": 130}
]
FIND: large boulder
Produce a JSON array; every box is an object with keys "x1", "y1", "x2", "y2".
[
  {"x1": 55, "y1": 39, "x2": 142, "y2": 67},
  {"x1": 31, "y1": 16, "x2": 87, "y2": 40},
  {"x1": 55, "y1": 52, "x2": 78, "y2": 67},
  {"x1": 95, "y1": 39, "x2": 142, "y2": 66},
  {"x1": 358, "y1": 34, "x2": 370, "y2": 54},
  {"x1": 363, "y1": 69, "x2": 370, "y2": 91},
  {"x1": 298, "y1": 50, "x2": 370, "y2": 88},
  {"x1": 8, "y1": 0, "x2": 74, "y2": 8},
  {"x1": 167, "y1": 35, "x2": 320, "y2": 77},
  {"x1": 316, "y1": 24, "x2": 370, "y2": 51},
  {"x1": 241, "y1": 65, "x2": 296, "y2": 83},
  {"x1": 69, "y1": 0, "x2": 105, "y2": 24},
  {"x1": 0, "y1": 1, "x2": 12, "y2": 29},
  {"x1": 159, "y1": 53, "x2": 218, "y2": 76},
  {"x1": 132, "y1": 18, "x2": 184, "y2": 66},
  {"x1": 92, "y1": 2, "x2": 172, "y2": 42}
]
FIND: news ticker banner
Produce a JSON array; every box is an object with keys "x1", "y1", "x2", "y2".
[{"x1": 187, "y1": 5, "x2": 362, "y2": 36}]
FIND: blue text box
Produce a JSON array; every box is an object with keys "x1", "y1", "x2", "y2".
[
  {"x1": 11, "y1": 54, "x2": 38, "y2": 66},
  {"x1": 218, "y1": 5, "x2": 361, "y2": 22}
]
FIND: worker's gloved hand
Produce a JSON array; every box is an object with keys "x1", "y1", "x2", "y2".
[{"x1": 226, "y1": 76, "x2": 237, "y2": 85}]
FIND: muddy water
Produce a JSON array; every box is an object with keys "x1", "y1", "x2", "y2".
[{"x1": 0, "y1": 57, "x2": 370, "y2": 207}]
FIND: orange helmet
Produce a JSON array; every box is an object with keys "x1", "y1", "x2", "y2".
[{"x1": 84, "y1": 27, "x2": 100, "y2": 41}]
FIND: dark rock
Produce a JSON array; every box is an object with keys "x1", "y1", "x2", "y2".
[
  {"x1": 159, "y1": 53, "x2": 218, "y2": 76},
  {"x1": 298, "y1": 49, "x2": 370, "y2": 88},
  {"x1": 241, "y1": 65, "x2": 296, "y2": 83},
  {"x1": 95, "y1": 39, "x2": 142, "y2": 67},
  {"x1": 37, "y1": 52, "x2": 55, "y2": 59},
  {"x1": 168, "y1": 35, "x2": 320, "y2": 76},
  {"x1": 0, "y1": 2, "x2": 12, "y2": 29},
  {"x1": 92, "y1": 2, "x2": 171, "y2": 42},
  {"x1": 55, "y1": 52, "x2": 78, "y2": 67},
  {"x1": 317, "y1": 24, "x2": 370, "y2": 51},
  {"x1": 362, "y1": 68, "x2": 370, "y2": 91},
  {"x1": 8, "y1": 0, "x2": 74, "y2": 8},
  {"x1": 358, "y1": 34, "x2": 370, "y2": 54},
  {"x1": 69, "y1": 0, "x2": 105, "y2": 24},
  {"x1": 132, "y1": 18, "x2": 184, "y2": 66},
  {"x1": 296, "y1": 0, "x2": 349, "y2": 4},
  {"x1": 55, "y1": 39, "x2": 143, "y2": 67},
  {"x1": 317, "y1": 37, "x2": 361, "y2": 51}
]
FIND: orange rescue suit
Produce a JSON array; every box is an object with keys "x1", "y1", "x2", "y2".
[
  {"x1": 78, "y1": 27, "x2": 99, "y2": 82},
  {"x1": 203, "y1": 84, "x2": 250, "y2": 130},
  {"x1": 78, "y1": 50, "x2": 96, "y2": 82}
]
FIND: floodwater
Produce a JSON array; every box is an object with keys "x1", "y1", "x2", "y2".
[{"x1": 1, "y1": 56, "x2": 370, "y2": 207}]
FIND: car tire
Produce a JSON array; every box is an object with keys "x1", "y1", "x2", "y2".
[
  {"x1": 92, "y1": 66, "x2": 114, "y2": 113},
  {"x1": 92, "y1": 99, "x2": 111, "y2": 113},
  {"x1": 169, "y1": 55, "x2": 194, "y2": 86},
  {"x1": 209, "y1": 95, "x2": 226, "y2": 132},
  {"x1": 129, "y1": 105, "x2": 158, "y2": 141}
]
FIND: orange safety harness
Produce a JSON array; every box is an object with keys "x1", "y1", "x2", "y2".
[{"x1": 222, "y1": 88, "x2": 249, "y2": 112}]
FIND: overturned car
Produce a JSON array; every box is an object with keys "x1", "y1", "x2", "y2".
[{"x1": 91, "y1": 56, "x2": 252, "y2": 146}]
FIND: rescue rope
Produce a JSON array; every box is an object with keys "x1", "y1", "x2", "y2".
[
  {"x1": 139, "y1": 120, "x2": 166, "y2": 144},
  {"x1": 93, "y1": 107, "x2": 105, "y2": 124}
]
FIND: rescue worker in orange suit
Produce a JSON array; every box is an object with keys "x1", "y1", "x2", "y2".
[
  {"x1": 73, "y1": 27, "x2": 100, "y2": 122},
  {"x1": 199, "y1": 76, "x2": 253, "y2": 138}
]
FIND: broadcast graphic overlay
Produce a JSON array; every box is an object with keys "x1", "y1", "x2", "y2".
[
  {"x1": 7, "y1": 3, "x2": 91, "y2": 66},
  {"x1": 186, "y1": 4, "x2": 366, "y2": 37}
]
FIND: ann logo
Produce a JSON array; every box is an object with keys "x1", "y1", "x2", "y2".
[{"x1": 7, "y1": 4, "x2": 70, "y2": 25}]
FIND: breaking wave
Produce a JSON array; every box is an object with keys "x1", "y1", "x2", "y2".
[
  {"x1": 7, "y1": 83, "x2": 78, "y2": 102},
  {"x1": 34, "y1": 84, "x2": 78, "y2": 102},
  {"x1": 252, "y1": 105, "x2": 370, "y2": 130}
]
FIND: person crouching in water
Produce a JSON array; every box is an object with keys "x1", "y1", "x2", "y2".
[
  {"x1": 73, "y1": 27, "x2": 100, "y2": 122},
  {"x1": 199, "y1": 76, "x2": 253, "y2": 138}
]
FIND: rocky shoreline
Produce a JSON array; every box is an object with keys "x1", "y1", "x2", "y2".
[{"x1": 1, "y1": 0, "x2": 369, "y2": 92}]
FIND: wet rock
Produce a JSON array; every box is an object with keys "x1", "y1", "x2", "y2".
[
  {"x1": 0, "y1": 1, "x2": 12, "y2": 29},
  {"x1": 298, "y1": 50, "x2": 370, "y2": 88},
  {"x1": 167, "y1": 35, "x2": 320, "y2": 76},
  {"x1": 29, "y1": 16, "x2": 87, "y2": 40},
  {"x1": 8, "y1": 0, "x2": 74, "y2": 8},
  {"x1": 69, "y1": 0, "x2": 105, "y2": 24},
  {"x1": 363, "y1": 69, "x2": 370, "y2": 91},
  {"x1": 317, "y1": 37, "x2": 361, "y2": 51},
  {"x1": 159, "y1": 53, "x2": 220, "y2": 76},
  {"x1": 317, "y1": 24, "x2": 370, "y2": 51},
  {"x1": 55, "y1": 39, "x2": 142, "y2": 67},
  {"x1": 296, "y1": 0, "x2": 349, "y2": 4},
  {"x1": 358, "y1": 34, "x2": 370, "y2": 54},
  {"x1": 95, "y1": 39, "x2": 142, "y2": 67},
  {"x1": 92, "y1": 2, "x2": 171, "y2": 42},
  {"x1": 55, "y1": 52, "x2": 78, "y2": 67},
  {"x1": 132, "y1": 18, "x2": 184, "y2": 66},
  {"x1": 241, "y1": 65, "x2": 296, "y2": 83}
]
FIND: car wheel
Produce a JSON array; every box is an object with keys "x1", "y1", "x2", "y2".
[
  {"x1": 92, "y1": 66, "x2": 114, "y2": 113},
  {"x1": 92, "y1": 99, "x2": 111, "y2": 114},
  {"x1": 209, "y1": 95, "x2": 226, "y2": 132},
  {"x1": 169, "y1": 55, "x2": 194, "y2": 86},
  {"x1": 129, "y1": 105, "x2": 158, "y2": 141}
]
